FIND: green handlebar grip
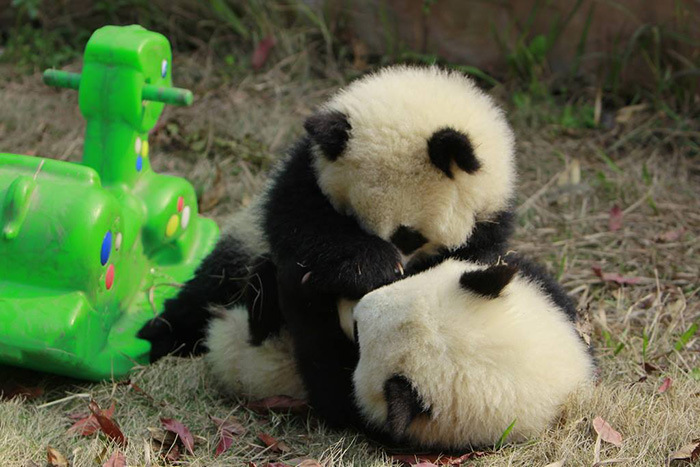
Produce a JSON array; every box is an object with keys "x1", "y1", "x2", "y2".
[
  {"x1": 42, "y1": 70, "x2": 193, "y2": 106},
  {"x1": 142, "y1": 84, "x2": 193, "y2": 106},
  {"x1": 43, "y1": 70, "x2": 81, "y2": 91}
]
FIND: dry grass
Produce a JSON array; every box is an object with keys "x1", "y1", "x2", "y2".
[{"x1": 1, "y1": 53, "x2": 698, "y2": 467}]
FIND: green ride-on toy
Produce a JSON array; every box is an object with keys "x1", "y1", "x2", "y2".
[{"x1": 0, "y1": 25, "x2": 219, "y2": 380}]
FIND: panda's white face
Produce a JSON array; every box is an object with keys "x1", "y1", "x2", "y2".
[
  {"x1": 351, "y1": 259, "x2": 593, "y2": 449},
  {"x1": 308, "y1": 66, "x2": 516, "y2": 258}
]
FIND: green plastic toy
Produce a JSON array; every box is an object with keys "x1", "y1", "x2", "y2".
[{"x1": 0, "y1": 25, "x2": 219, "y2": 380}]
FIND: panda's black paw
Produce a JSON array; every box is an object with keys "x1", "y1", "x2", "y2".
[
  {"x1": 301, "y1": 240, "x2": 402, "y2": 298},
  {"x1": 137, "y1": 296, "x2": 208, "y2": 363}
]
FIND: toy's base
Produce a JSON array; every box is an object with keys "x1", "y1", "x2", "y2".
[{"x1": 0, "y1": 218, "x2": 218, "y2": 381}]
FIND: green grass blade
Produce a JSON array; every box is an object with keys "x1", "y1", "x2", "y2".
[
  {"x1": 495, "y1": 419, "x2": 517, "y2": 449},
  {"x1": 675, "y1": 323, "x2": 698, "y2": 351}
]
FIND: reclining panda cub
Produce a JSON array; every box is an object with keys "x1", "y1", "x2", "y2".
[
  {"x1": 139, "y1": 66, "x2": 594, "y2": 449},
  {"x1": 207, "y1": 255, "x2": 594, "y2": 450}
]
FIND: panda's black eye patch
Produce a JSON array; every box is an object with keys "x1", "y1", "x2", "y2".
[
  {"x1": 390, "y1": 226, "x2": 427, "y2": 255},
  {"x1": 383, "y1": 374, "x2": 431, "y2": 439},
  {"x1": 427, "y1": 127, "x2": 480, "y2": 178}
]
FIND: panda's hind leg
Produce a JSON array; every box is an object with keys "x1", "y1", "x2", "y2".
[{"x1": 138, "y1": 234, "x2": 256, "y2": 362}]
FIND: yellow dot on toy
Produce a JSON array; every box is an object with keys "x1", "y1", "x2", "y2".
[
  {"x1": 141, "y1": 140, "x2": 149, "y2": 157},
  {"x1": 166, "y1": 215, "x2": 179, "y2": 237}
]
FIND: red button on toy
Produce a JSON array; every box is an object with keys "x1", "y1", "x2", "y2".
[
  {"x1": 105, "y1": 264, "x2": 115, "y2": 290},
  {"x1": 177, "y1": 196, "x2": 184, "y2": 212}
]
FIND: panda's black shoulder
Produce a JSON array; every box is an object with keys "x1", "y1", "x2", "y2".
[{"x1": 505, "y1": 253, "x2": 577, "y2": 321}]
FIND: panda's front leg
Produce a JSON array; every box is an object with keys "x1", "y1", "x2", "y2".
[
  {"x1": 275, "y1": 261, "x2": 364, "y2": 429},
  {"x1": 297, "y1": 235, "x2": 405, "y2": 300}
]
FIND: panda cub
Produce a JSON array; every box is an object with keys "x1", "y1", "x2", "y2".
[
  {"x1": 351, "y1": 256, "x2": 594, "y2": 449},
  {"x1": 205, "y1": 255, "x2": 594, "y2": 450},
  {"x1": 139, "y1": 66, "x2": 517, "y2": 363}
]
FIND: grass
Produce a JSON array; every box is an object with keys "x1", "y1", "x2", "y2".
[{"x1": 1, "y1": 3, "x2": 699, "y2": 465}]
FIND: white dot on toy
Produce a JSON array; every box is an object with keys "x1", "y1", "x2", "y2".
[
  {"x1": 115, "y1": 232, "x2": 122, "y2": 251},
  {"x1": 181, "y1": 206, "x2": 191, "y2": 229},
  {"x1": 135, "y1": 137, "x2": 142, "y2": 154},
  {"x1": 161, "y1": 59, "x2": 168, "y2": 78}
]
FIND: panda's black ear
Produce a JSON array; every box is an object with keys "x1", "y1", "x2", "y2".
[
  {"x1": 427, "y1": 127, "x2": 480, "y2": 178},
  {"x1": 384, "y1": 375, "x2": 431, "y2": 440},
  {"x1": 460, "y1": 264, "x2": 517, "y2": 299},
  {"x1": 304, "y1": 110, "x2": 351, "y2": 161}
]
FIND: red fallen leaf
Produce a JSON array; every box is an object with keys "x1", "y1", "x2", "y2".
[
  {"x1": 658, "y1": 377, "x2": 672, "y2": 393},
  {"x1": 252, "y1": 36, "x2": 276, "y2": 70},
  {"x1": 47, "y1": 446, "x2": 69, "y2": 467},
  {"x1": 391, "y1": 452, "x2": 489, "y2": 465},
  {"x1": 592, "y1": 416, "x2": 622, "y2": 447},
  {"x1": 413, "y1": 463, "x2": 439, "y2": 467},
  {"x1": 164, "y1": 443, "x2": 181, "y2": 462},
  {"x1": 211, "y1": 416, "x2": 246, "y2": 457},
  {"x1": 0, "y1": 382, "x2": 43, "y2": 401},
  {"x1": 591, "y1": 265, "x2": 640, "y2": 285},
  {"x1": 161, "y1": 417, "x2": 195, "y2": 455},
  {"x1": 102, "y1": 450, "x2": 126, "y2": 467},
  {"x1": 608, "y1": 205, "x2": 623, "y2": 231},
  {"x1": 258, "y1": 432, "x2": 291, "y2": 453},
  {"x1": 655, "y1": 227, "x2": 686, "y2": 243},
  {"x1": 245, "y1": 395, "x2": 308, "y2": 414},
  {"x1": 68, "y1": 402, "x2": 115, "y2": 436},
  {"x1": 89, "y1": 400, "x2": 127, "y2": 447}
]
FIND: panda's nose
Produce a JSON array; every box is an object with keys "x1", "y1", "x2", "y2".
[{"x1": 390, "y1": 225, "x2": 427, "y2": 255}]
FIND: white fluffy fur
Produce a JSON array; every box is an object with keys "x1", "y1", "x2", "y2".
[
  {"x1": 205, "y1": 305, "x2": 306, "y2": 399},
  {"x1": 352, "y1": 259, "x2": 594, "y2": 448},
  {"x1": 314, "y1": 66, "x2": 516, "y2": 252}
]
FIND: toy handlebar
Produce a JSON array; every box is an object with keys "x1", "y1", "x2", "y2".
[{"x1": 42, "y1": 70, "x2": 194, "y2": 106}]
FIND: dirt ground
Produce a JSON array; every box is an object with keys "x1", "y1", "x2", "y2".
[{"x1": 0, "y1": 53, "x2": 698, "y2": 467}]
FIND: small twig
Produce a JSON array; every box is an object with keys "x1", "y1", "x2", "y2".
[
  {"x1": 33, "y1": 159, "x2": 45, "y2": 180},
  {"x1": 36, "y1": 392, "x2": 91, "y2": 409}
]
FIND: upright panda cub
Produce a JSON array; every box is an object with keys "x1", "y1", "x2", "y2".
[
  {"x1": 205, "y1": 255, "x2": 594, "y2": 449},
  {"x1": 139, "y1": 66, "x2": 517, "y2": 364}
]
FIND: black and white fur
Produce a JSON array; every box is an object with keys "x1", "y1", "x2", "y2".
[
  {"x1": 138, "y1": 66, "x2": 517, "y2": 424},
  {"x1": 205, "y1": 254, "x2": 594, "y2": 450},
  {"x1": 351, "y1": 255, "x2": 594, "y2": 449}
]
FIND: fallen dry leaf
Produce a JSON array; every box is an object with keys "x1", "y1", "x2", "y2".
[
  {"x1": 102, "y1": 450, "x2": 126, "y2": 467},
  {"x1": 47, "y1": 446, "x2": 69, "y2": 467},
  {"x1": 0, "y1": 382, "x2": 43, "y2": 401},
  {"x1": 669, "y1": 438, "x2": 700, "y2": 463},
  {"x1": 89, "y1": 401, "x2": 127, "y2": 447},
  {"x1": 655, "y1": 227, "x2": 686, "y2": 243},
  {"x1": 161, "y1": 417, "x2": 195, "y2": 455},
  {"x1": 658, "y1": 377, "x2": 672, "y2": 394},
  {"x1": 608, "y1": 205, "x2": 623, "y2": 231},
  {"x1": 211, "y1": 416, "x2": 246, "y2": 457},
  {"x1": 68, "y1": 402, "x2": 115, "y2": 436},
  {"x1": 592, "y1": 416, "x2": 623, "y2": 447},
  {"x1": 391, "y1": 452, "x2": 489, "y2": 465},
  {"x1": 296, "y1": 460, "x2": 323, "y2": 467},
  {"x1": 261, "y1": 463, "x2": 292, "y2": 467},
  {"x1": 252, "y1": 36, "x2": 276, "y2": 70},
  {"x1": 258, "y1": 432, "x2": 291, "y2": 453},
  {"x1": 543, "y1": 461, "x2": 565, "y2": 467},
  {"x1": 245, "y1": 395, "x2": 308, "y2": 414},
  {"x1": 591, "y1": 265, "x2": 640, "y2": 285}
]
